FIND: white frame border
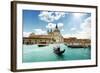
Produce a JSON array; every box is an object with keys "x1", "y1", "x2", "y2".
[{"x1": 16, "y1": 3, "x2": 97, "y2": 70}]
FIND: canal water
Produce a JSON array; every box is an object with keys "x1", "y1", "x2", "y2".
[{"x1": 22, "y1": 44, "x2": 91, "y2": 63}]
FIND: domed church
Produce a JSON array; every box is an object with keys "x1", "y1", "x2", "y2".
[
  {"x1": 48, "y1": 25, "x2": 63, "y2": 43},
  {"x1": 23, "y1": 25, "x2": 64, "y2": 45}
]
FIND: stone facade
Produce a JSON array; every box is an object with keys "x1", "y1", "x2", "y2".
[
  {"x1": 64, "y1": 37, "x2": 91, "y2": 46},
  {"x1": 23, "y1": 25, "x2": 91, "y2": 46},
  {"x1": 23, "y1": 25, "x2": 63, "y2": 44}
]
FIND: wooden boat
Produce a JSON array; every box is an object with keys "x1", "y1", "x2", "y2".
[
  {"x1": 67, "y1": 45, "x2": 91, "y2": 48},
  {"x1": 53, "y1": 46, "x2": 65, "y2": 55},
  {"x1": 38, "y1": 44, "x2": 48, "y2": 47},
  {"x1": 38, "y1": 42, "x2": 48, "y2": 47}
]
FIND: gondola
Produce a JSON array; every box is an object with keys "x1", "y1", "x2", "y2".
[{"x1": 53, "y1": 46, "x2": 65, "y2": 55}]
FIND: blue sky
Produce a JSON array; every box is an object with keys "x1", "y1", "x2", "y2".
[{"x1": 23, "y1": 10, "x2": 91, "y2": 39}]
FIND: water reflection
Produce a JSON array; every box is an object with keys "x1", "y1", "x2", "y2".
[{"x1": 55, "y1": 54, "x2": 64, "y2": 60}]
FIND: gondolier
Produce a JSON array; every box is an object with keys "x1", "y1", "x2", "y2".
[{"x1": 53, "y1": 45, "x2": 65, "y2": 55}]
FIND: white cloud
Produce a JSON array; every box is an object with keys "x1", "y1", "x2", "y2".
[
  {"x1": 46, "y1": 22, "x2": 64, "y2": 31},
  {"x1": 63, "y1": 33, "x2": 90, "y2": 39},
  {"x1": 57, "y1": 23, "x2": 64, "y2": 29},
  {"x1": 33, "y1": 29, "x2": 47, "y2": 35},
  {"x1": 70, "y1": 27, "x2": 76, "y2": 31},
  {"x1": 79, "y1": 17, "x2": 91, "y2": 38},
  {"x1": 63, "y1": 17, "x2": 91, "y2": 39},
  {"x1": 46, "y1": 23, "x2": 56, "y2": 30},
  {"x1": 81, "y1": 17, "x2": 91, "y2": 29},
  {"x1": 23, "y1": 32, "x2": 31, "y2": 37},
  {"x1": 39, "y1": 11, "x2": 54, "y2": 22},
  {"x1": 61, "y1": 29, "x2": 64, "y2": 31},
  {"x1": 54, "y1": 12, "x2": 66, "y2": 20},
  {"x1": 73, "y1": 13, "x2": 86, "y2": 19},
  {"x1": 39, "y1": 11, "x2": 66, "y2": 22}
]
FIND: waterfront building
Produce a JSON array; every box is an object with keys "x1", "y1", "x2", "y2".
[
  {"x1": 23, "y1": 25, "x2": 91, "y2": 47},
  {"x1": 23, "y1": 25, "x2": 63, "y2": 44}
]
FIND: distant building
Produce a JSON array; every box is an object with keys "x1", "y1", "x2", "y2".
[
  {"x1": 64, "y1": 37, "x2": 91, "y2": 47},
  {"x1": 23, "y1": 25, "x2": 91, "y2": 46},
  {"x1": 23, "y1": 25, "x2": 63, "y2": 44}
]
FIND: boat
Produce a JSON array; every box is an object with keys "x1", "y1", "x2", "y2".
[
  {"x1": 67, "y1": 45, "x2": 91, "y2": 48},
  {"x1": 53, "y1": 46, "x2": 65, "y2": 55},
  {"x1": 38, "y1": 42, "x2": 48, "y2": 47},
  {"x1": 38, "y1": 44, "x2": 48, "y2": 47}
]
